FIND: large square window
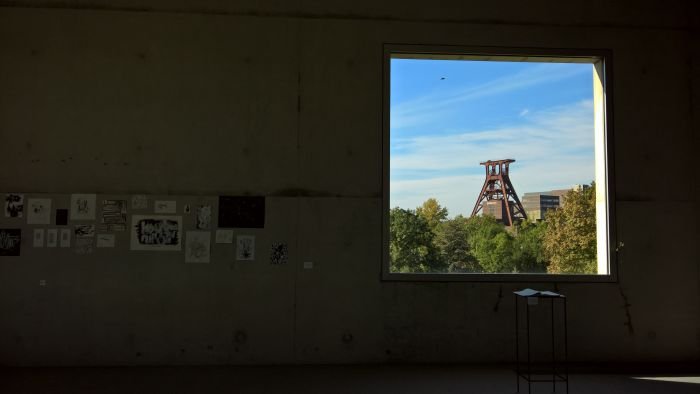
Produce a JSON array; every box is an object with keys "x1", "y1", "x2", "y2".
[{"x1": 382, "y1": 45, "x2": 616, "y2": 281}]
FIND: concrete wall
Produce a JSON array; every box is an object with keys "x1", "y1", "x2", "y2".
[{"x1": 0, "y1": 1, "x2": 698, "y2": 365}]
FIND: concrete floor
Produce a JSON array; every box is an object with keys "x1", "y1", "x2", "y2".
[{"x1": 1, "y1": 365, "x2": 699, "y2": 394}]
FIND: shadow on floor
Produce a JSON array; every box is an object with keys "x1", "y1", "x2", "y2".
[{"x1": 1, "y1": 365, "x2": 699, "y2": 394}]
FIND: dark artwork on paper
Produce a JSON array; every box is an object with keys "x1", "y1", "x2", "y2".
[
  {"x1": 4, "y1": 194, "x2": 24, "y2": 218},
  {"x1": 136, "y1": 219, "x2": 179, "y2": 245},
  {"x1": 0, "y1": 229, "x2": 21, "y2": 256},
  {"x1": 56, "y1": 209, "x2": 68, "y2": 226},
  {"x1": 270, "y1": 242, "x2": 288, "y2": 265},
  {"x1": 218, "y1": 196, "x2": 265, "y2": 228}
]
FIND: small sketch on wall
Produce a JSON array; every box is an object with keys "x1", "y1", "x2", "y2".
[
  {"x1": 215, "y1": 229, "x2": 234, "y2": 244},
  {"x1": 70, "y1": 194, "x2": 97, "y2": 220},
  {"x1": 132, "y1": 195, "x2": 148, "y2": 210},
  {"x1": 236, "y1": 235, "x2": 255, "y2": 261},
  {"x1": 4, "y1": 194, "x2": 24, "y2": 218},
  {"x1": 75, "y1": 224, "x2": 95, "y2": 238},
  {"x1": 184, "y1": 204, "x2": 191, "y2": 214},
  {"x1": 96, "y1": 234, "x2": 116, "y2": 248},
  {"x1": 154, "y1": 200, "x2": 176, "y2": 214},
  {"x1": 33, "y1": 229, "x2": 45, "y2": 248},
  {"x1": 26, "y1": 198, "x2": 52, "y2": 224},
  {"x1": 47, "y1": 229, "x2": 58, "y2": 248},
  {"x1": 185, "y1": 231, "x2": 211, "y2": 263},
  {"x1": 0, "y1": 229, "x2": 21, "y2": 256},
  {"x1": 270, "y1": 242, "x2": 288, "y2": 265},
  {"x1": 196, "y1": 205, "x2": 212, "y2": 230},
  {"x1": 101, "y1": 200, "x2": 127, "y2": 231},
  {"x1": 59, "y1": 229, "x2": 71, "y2": 248},
  {"x1": 74, "y1": 224, "x2": 95, "y2": 255},
  {"x1": 130, "y1": 215, "x2": 182, "y2": 251}
]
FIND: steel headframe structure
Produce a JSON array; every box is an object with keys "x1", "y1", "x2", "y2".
[{"x1": 470, "y1": 159, "x2": 527, "y2": 226}]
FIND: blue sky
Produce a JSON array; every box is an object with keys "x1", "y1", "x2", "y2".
[{"x1": 390, "y1": 58, "x2": 595, "y2": 217}]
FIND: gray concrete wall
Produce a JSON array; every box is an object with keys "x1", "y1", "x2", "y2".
[{"x1": 0, "y1": 1, "x2": 698, "y2": 366}]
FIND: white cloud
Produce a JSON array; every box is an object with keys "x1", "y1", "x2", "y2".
[
  {"x1": 519, "y1": 109, "x2": 530, "y2": 117},
  {"x1": 390, "y1": 99, "x2": 595, "y2": 217}
]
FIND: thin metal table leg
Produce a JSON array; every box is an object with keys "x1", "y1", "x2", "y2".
[
  {"x1": 564, "y1": 298, "x2": 569, "y2": 394},
  {"x1": 526, "y1": 300, "x2": 531, "y2": 394},
  {"x1": 552, "y1": 298, "x2": 556, "y2": 393},
  {"x1": 515, "y1": 294, "x2": 520, "y2": 393}
]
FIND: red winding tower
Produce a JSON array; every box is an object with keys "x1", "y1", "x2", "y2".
[{"x1": 471, "y1": 159, "x2": 527, "y2": 226}]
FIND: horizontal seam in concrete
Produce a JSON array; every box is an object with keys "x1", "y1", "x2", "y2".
[{"x1": 0, "y1": 1, "x2": 693, "y2": 33}]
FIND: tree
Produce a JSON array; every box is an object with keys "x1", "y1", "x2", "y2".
[
  {"x1": 434, "y1": 215, "x2": 481, "y2": 273},
  {"x1": 511, "y1": 220, "x2": 548, "y2": 273},
  {"x1": 389, "y1": 207, "x2": 445, "y2": 273},
  {"x1": 416, "y1": 198, "x2": 448, "y2": 231},
  {"x1": 542, "y1": 183, "x2": 597, "y2": 274},
  {"x1": 464, "y1": 215, "x2": 518, "y2": 273}
]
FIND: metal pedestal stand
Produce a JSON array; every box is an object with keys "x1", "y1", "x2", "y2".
[{"x1": 514, "y1": 289, "x2": 568, "y2": 394}]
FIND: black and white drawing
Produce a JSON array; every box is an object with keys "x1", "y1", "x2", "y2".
[
  {"x1": 130, "y1": 215, "x2": 182, "y2": 251},
  {"x1": 33, "y1": 229, "x2": 45, "y2": 248},
  {"x1": 74, "y1": 224, "x2": 95, "y2": 254},
  {"x1": 215, "y1": 229, "x2": 234, "y2": 244},
  {"x1": 132, "y1": 195, "x2": 148, "y2": 210},
  {"x1": 96, "y1": 234, "x2": 116, "y2": 248},
  {"x1": 236, "y1": 235, "x2": 255, "y2": 261},
  {"x1": 154, "y1": 200, "x2": 176, "y2": 214},
  {"x1": 0, "y1": 229, "x2": 21, "y2": 256},
  {"x1": 70, "y1": 194, "x2": 96, "y2": 220},
  {"x1": 59, "y1": 228, "x2": 71, "y2": 248},
  {"x1": 185, "y1": 231, "x2": 211, "y2": 263},
  {"x1": 75, "y1": 238, "x2": 94, "y2": 254},
  {"x1": 4, "y1": 194, "x2": 24, "y2": 218},
  {"x1": 27, "y1": 198, "x2": 52, "y2": 224},
  {"x1": 74, "y1": 224, "x2": 95, "y2": 238},
  {"x1": 47, "y1": 229, "x2": 58, "y2": 248},
  {"x1": 101, "y1": 200, "x2": 127, "y2": 231},
  {"x1": 270, "y1": 242, "x2": 288, "y2": 265},
  {"x1": 196, "y1": 204, "x2": 212, "y2": 230}
]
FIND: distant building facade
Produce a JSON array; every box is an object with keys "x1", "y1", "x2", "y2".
[
  {"x1": 522, "y1": 193, "x2": 561, "y2": 220},
  {"x1": 521, "y1": 184, "x2": 589, "y2": 221}
]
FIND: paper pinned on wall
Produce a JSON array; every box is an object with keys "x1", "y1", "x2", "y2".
[
  {"x1": 130, "y1": 215, "x2": 182, "y2": 251},
  {"x1": 75, "y1": 224, "x2": 95, "y2": 238},
  {"x1": 33, "y1": 229, "x2": 45, "y2": 248},
  {"x1": 0, "y1": 229, "x2": 21, "y2": 256},
  {"x1": 154, "y1": 200, "x2": 176, "y2": 214},
  {"x1": 270, "y1": 242, "x2": 287, "y2": 265},
  {"x1": 4, "y1": 194, "x2": 24, "y2": 218},
  {"x1": 74, "y1": 225, "x2": 95, "y2": 254},
  {"x1": 101, "y1": 200, "x2": 127, "y2": 231},
  {"x1": 75, "y1": 238, "x2": 94, "y2": 254},
  {"x1": 196, "y1": 204, "x2": 212, "y2": 230},
  {"x1": 96, "y1": 234, "x2": 116, "y2": 248},
  {"x1": 132, "y1": 195, "x2": 148, "y2": 210},
  {"x1": 236, "y1": 235, "x2": 255, "y2": 261},
  {"x1": 55, "y1": 209, "x2": 68, "y2": 226},
  {"x1": 70, "y1": 194, "x2": 97, "y2": 220},
  {"x1": 185, "y1": 231, "x2": 211, "y2": 263},
  {"x1": 27, "y1": 198, "x2": 52, "y2": 224},
  {"x1": 46, "y1": 229, "x2": 58, "y2": 248},
  {"x1": 215, "y1": 229, "x2": 234, "y2": 244},
  {"x1": 59, "y1": 228, "x2": 71, "y2": 248}
]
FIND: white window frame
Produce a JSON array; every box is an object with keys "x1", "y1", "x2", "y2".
[{"x1": 381, "y1": 44, "x2": 617, "y2": 282}]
